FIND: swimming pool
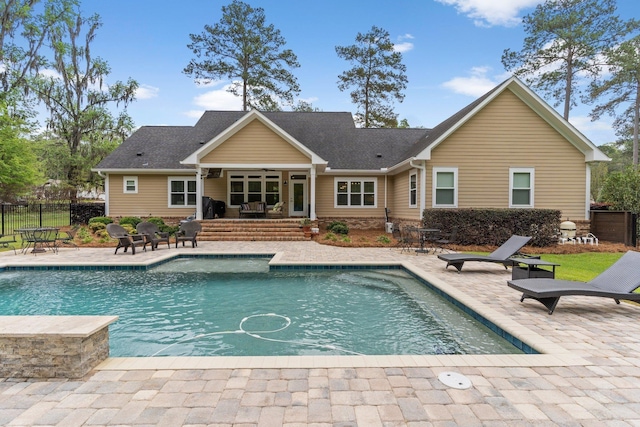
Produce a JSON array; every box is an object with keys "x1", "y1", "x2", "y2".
[{"x1": 0, "y1": 257, "x2": 523, "y2": 357}]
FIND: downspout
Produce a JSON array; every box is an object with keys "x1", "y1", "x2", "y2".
[{"x1": 410, "y1": 158, "x2": 427, "y2": 217}]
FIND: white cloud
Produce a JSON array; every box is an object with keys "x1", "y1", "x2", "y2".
[
  {"x1": 394, "y1": 42, "x2": 414, "y2": 53},
  {"x1": 38, "y1": 69, "x2": 62, "y2": 80},
  {"x1": 442, "y1": 66, "x2": 508, "y2": 97},
  {"x1": 394, "y1": 34, "x2": 414, "y2": 53},
  {"x1": 191, "y1": 82, "x2": 242, "y2": 111},
  {"x1": 435, "y1": 0, "x2": 542, "y2": 27},
  {"x1": 569, "y1": 114, "x2": 616, "y2": 144},
  {"x1": 136, "y1": 84, "x2": 159, "y2": 100}
]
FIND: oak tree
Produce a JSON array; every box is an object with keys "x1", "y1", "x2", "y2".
[{"x1": 30, "y1": 11, "x2": 137, "y2": 200}]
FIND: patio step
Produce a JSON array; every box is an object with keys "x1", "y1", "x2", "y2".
[{"x1": 198, "y1": 219, "x2": 312, "y2": 241}]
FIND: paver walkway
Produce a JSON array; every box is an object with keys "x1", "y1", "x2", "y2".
[{"x1": 1, "y1": 241, "x2": 639, "y2": 426}]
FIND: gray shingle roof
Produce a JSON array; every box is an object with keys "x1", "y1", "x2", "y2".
[
  {"x1": 98, "y1": 82, "x2": 509, "y2": 172},
  {"x1": 96, "y1": 111, "x2": 433, "y2": 171}
]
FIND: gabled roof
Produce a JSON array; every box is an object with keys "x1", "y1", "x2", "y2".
[
  {"x1": 95, "y1": 76, "x2": 608, "y2": 173},
  {"x1": 406, "y1": 76, "x2": 609, "y2": 162}
]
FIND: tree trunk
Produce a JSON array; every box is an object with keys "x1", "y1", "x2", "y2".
[
  {"x1": 634, "y1": 84, "x2": 639, "y2": 168},
  {"x1": 563, "y1": 56, "x2": 573, "y2": 120}
]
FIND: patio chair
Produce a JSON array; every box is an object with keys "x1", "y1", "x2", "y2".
[
  {"x1": 508, "y1": 250, "x2": 640, "y2": 314},
  {"x1": 136, "y1": 221, "x2": 171, "y2": 250},
  {"x1": 106, "y1": 223, "x2": 148, "y2": 255},
  {"x1": 400, "y1": 226, "x2": 420, "y2": 254},
  {"x1": 0, "y1": 233, "x2": 17, "y2": 254},
  {"x1": 56, "y1": 225, "x2": 79, "y2": 250},
  {"x1": 175, "y1": 221, "x2": 202, "y2": 248},
  {"x1": 433, "y1": 227, "x2": 458, "y2": 253},
  {"x1": 437, "y1": 235, "x2": 532, "y2": 272}
]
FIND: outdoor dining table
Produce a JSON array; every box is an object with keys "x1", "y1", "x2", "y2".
[
  {"x1": 415, "y1": 228, "x2": 440, "y2": 254},
  {"x1": 16, "y1": 227, "x2": 59, "y2": 254}
]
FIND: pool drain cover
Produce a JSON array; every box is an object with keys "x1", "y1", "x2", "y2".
[{"x1": 438, "y1": 371, "x2": 472, "y2": 389}]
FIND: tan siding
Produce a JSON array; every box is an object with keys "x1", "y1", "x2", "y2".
[
  {"x1": 108, "y1": 174, "x2": 195, "y2": 218},
  {"x1": 202, "y1": 120, "x2": 310, "y2": 164},
  {"x1": 315, "y1": 176, "x2": 387, "y2": 218},
  {"x1": 390, "y1": 170, "x2": 421, "y2": 220},
  {"x1": 428, "y1": 89, "x2": 587, "y2": 219}
]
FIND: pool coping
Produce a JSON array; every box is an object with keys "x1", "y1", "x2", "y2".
[{"x1": 0, "y1": 251, "x2": 591, "y2": 370}]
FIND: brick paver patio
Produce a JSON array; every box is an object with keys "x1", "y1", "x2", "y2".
[{"x1": 1, "y1": 241, "x2": 639, "y2": 426}]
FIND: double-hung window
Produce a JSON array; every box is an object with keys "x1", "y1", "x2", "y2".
[
  {"x1": 510, "y1": 168, "x2": 534, "y2": 208},
  {"x1": 409, "y1": 171, "x2": 417, "y2": 208},
  {"x1": 432, "y1": 167, "x2": 457, "y2": 208},
  {"x1": 335, "y1": 178, "x2": 376, "y2": 207},
  {"x1": 123, "y1": 176, "x2": 138, "y2": 194},
  {"x1": 169, "y1": 177, "x2": 197, "y2": 207}
]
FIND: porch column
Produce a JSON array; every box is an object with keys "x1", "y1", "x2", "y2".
[
  {"x1": 196, "y1": 168, "x2": 203, "y2": 220},
  {"x1": 310, "y1": 165, "x2": 317, "y2": 220}
]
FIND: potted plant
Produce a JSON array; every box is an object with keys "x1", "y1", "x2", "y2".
[{"x1": 300, "y1": 217, "x2": 312, "y2": 237}]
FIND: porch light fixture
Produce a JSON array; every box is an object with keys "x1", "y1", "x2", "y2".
[{"x1": 283, "y1": 180, "x2": 288, "y2": 185}]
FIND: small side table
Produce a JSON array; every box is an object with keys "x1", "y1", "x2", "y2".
[{"x1": 511, "y1": 258, "x2": 559, "y2": 280}]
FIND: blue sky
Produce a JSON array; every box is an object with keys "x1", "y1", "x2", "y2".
[{"x1": 81, "y1": 0, "x2": 639, "y2": 145}]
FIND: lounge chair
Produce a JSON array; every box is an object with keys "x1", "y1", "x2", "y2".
[
  {"x1": 106, "y1": 223, "x2": 148, "y2": 255},
  {"x1": 136, "y1": 221, "x2": 171, "y2": 250},
  {"x1": 175, "y1": 221, "x2": 202, "y2": 248},
  {"x1": 437, "y1": 235, "x2": 532, "y2": 272},
  {"x1": 508, "y1": 250, "x2": 640, "y2": 314},
  {"x1": 56, "y1": 225, "x2": 79, "y2": 250}
]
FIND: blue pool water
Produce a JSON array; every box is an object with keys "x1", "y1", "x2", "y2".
[{"x1": 0, "y1": 258, "x2": 522, "y2": 357}]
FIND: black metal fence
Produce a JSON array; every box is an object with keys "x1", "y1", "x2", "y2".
[{"x1": 0, "y1": 203, "x2": 105, "y2": 235}]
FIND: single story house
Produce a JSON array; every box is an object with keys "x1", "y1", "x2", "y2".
[{"x1": 94, "y1": 76, "x2": 609, "y2": 227}]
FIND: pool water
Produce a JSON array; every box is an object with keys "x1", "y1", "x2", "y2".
[{"x1": 0, "y1": 258, "x2": 522, "y2": 357}]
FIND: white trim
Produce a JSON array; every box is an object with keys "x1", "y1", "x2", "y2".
[
  {"x1": 432, "y1": 167, "x2": 458, "y2": 208},
  {"x1": 167, "y1": 176, "x2": 198, "y2": 208},
  {"x1": 409, "y1": 170, "x2": 417, "y2": 208},
  {"x1": 509, "y1": 167, "x2": 535, "y2": 208},
  {"x1": 181, "y1": 110, "x2": 327, "y2": 166},
  {"x1": 123, "y1": 176, "x2": 138, "y2": 194},
  {"x1": 334, "y1": 177, "x2": 378, "y2": 208},
  {"x1": 227, "y1": 171, "x2": 283, "y2": 207}
]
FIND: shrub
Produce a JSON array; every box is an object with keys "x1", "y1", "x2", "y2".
[
  {"x1": 376, "y1": 235, "x2": 391, "y2": 244},
  {"x1": 147, "y1": 217, "x2": 165, "y2": 226},
  {"x1": 323, "y1": 232, "x2": 338, "y2": 241},
  {"x1": 88, "y1": 221, "x2": 106, "y2": 232},
  {"x1": 77, "y1": 227, "x2": 94, "y2": 244},
  {"x1": 327, "y1": 221, "x2": 349, "y2": 235},
  {"x1": 119, "y1": 216, "x2": 142, "y2": 227},
  {"x1": 89, "y1": 216, "x2": 113, "y2": 225},
  {"x1": 422, "y1": 208, "x2": 560, "y2": 247}
]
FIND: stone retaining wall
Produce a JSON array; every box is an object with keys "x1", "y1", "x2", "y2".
[{"x1": 0, "y1": 316, "x2": 117, "y2": 379}]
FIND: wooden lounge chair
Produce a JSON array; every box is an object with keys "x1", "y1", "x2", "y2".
[
  {"x1": 437, "y1": 235, "x2": 532, "y2": 272},
  {"x1": 175, "y1": 221, "x2": 202, "y2": 248},
  {"x1": 106, "y1": 223, "x2": 148, "y2": 255},
  {"x1": 136, "y1": 221, "x2": 171, "y2": 250},
  {"x1": 508, "y1": 250, "x2": 640, "y2": 314}
]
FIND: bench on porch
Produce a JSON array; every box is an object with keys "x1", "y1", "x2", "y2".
[{"x1": 239, "y1": 201, "x2": 267, "y2": 218}]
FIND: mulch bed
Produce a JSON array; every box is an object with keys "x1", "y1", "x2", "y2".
[{"x1": 314, "y1": 228, "x2": 633, "y2": 254}]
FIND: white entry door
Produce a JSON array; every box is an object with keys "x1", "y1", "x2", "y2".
[{"x1": 289, "y1": 175, "x2": 308, "y2": 217}]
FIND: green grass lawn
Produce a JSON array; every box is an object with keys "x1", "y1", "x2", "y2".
[{"x1": 541, "y1": 252, "x2": 624, "y2": 282}]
